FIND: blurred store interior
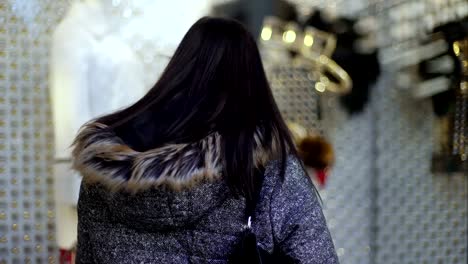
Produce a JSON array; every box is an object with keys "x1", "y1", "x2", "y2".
[{"x1": 0, "y1": 0, "x2": 467, "y2": 263}]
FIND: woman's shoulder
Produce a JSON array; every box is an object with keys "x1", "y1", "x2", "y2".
[
  {"x1": 261, "y1": 155, "x2": 316, "y2": 198},
  {"x1": 264, "y1": 155, "x2": 308, "y2": 183}
]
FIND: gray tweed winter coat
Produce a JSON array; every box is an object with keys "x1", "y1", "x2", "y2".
[{"x1": 72, "y1": 123, "x2": 339, "y2": 263}]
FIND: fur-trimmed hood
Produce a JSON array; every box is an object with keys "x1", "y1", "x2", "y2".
[
  {"x1": 72, "y1": 122, "x2": 279, "y2": 230},
  {"x1": 72, "y1": 122, "x2": 224, "y2": 193},
  {"x1": 71, "y1": 122, "x2": 275, "y2": 193}
]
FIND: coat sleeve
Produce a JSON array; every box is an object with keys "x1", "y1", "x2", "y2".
[
  {"x1": 269, "y1": 157, "x2": 339, "y2": 263},
  {"x1": 75, "y1": 182, "x2": 104, "y2": 264}
]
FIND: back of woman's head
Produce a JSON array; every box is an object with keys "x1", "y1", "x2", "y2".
[{"x1": 97, "y1": 17, "x2": 296, "y2": 198}]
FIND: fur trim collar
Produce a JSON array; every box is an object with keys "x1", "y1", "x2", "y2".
[{"x1": 72, "y1": 123, "x2": 275, "y2": 192}]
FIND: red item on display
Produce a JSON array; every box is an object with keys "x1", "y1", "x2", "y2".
[
  {"x1": 59, "y1": 248, "x2": 74, "y2": 264},
  {"x1": 315, "y1": 169, "x2": 328, "y2": 187}
]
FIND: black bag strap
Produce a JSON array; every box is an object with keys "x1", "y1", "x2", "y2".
[
  {"x1": 245, "y1": 197, "x2": 256, "y2": 227},
  {"x1": 244, "y1": 171, "x2": 265, "y2": 226}
]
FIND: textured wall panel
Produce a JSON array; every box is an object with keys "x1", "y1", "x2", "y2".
[
  {"x1": 321, "y1": 97, "x2": 373, "y2": 264},
  {"x1": 264, "y1": 63, "x2": 373, "y2": 264},
  {"x1": 372, "y1": 77, "x2": 467, "y2": 264},
  {"x1": 267, "y1": 66, "x2": 321, "y2": 133},
  {"x1": 0, "y1": 1, "x2": 70, "y2": 263}
]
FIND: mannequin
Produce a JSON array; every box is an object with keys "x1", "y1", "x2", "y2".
[
  {"x1": 49, "y1": 0, "x2": 146, "y2": 249},
  {"x1": 118, "y1": 0, "x2": 212, "y2": 85}
]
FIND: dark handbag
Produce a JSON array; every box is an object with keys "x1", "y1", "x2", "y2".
[{"x1": 229, "y1": 186, "x2": 296, "y2": 264}]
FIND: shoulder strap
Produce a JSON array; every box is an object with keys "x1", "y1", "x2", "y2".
[
  {"x1": 244, "y1": 171, "x2": 266, "y2": 223},
  {"x1": 245, "y1": 196, "x2": 257, "y2": 220}
]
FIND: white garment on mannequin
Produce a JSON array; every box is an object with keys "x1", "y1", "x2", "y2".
[
  {"x1": 50, "y1": 0, "x2": 145, "y2": 160},
  {"x1": 49, "y1": 0, "x2": 146, "y2": 249},
  {"x1": 118, "y1": 0, "x2": 212, "y2": 86}
]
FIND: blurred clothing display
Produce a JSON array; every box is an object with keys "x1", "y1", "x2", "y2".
[
  {"x1": 303, "y1": 11, "x2": 381, "y2": 114},
  {"x1": 256, "y1": 3, "x2": 380, "y2": 114},
  {"x1": 397, "y1": 17, "x2": 468, "y2": 172}
]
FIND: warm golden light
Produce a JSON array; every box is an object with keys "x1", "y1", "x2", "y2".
[
  {"x1": 320, "y1": 76, "x2": 330, "y2": 85},
  {"x1": 453, "y1": 42, "x2": 460, "y2": 56},
  {"x1": 304, "y1": 34, "x2": 314, "y2": 47},
  {"x1": 261, "y1": 27, "x2": 272, "y2": 41},
  {"x1": 319, "y1": 55, "x2": 329, "y2": 64},
  {"x1": 315, "y1": 82, "x2": 326, "y2": 93},
  {"x1": 283, "y1": 30, "x2": 296, "y2": 43}
]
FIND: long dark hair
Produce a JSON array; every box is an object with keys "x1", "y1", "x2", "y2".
[{"x1": 96, "y1": 17, "x2": 296, "y2": 199}]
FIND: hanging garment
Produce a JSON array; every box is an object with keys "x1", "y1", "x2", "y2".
[{"x1": 50, "y1": 1, "x2": 146, "y2": 160}]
